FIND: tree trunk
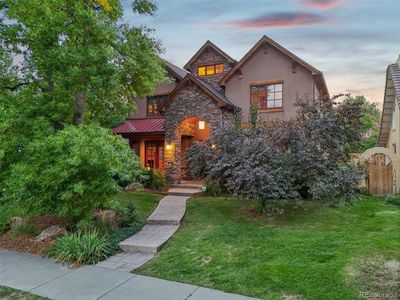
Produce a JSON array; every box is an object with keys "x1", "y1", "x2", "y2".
[
  {"x1": 72, "y1": 24, "x2": 88, "y2": 126},
  {"x1": 73, "y1": 90, "x2": 86, "y2": 125}
]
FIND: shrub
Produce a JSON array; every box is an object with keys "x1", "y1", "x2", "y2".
[
  {"x1": 3, "y1": 124, "x2": 145, "y2": 221},
  {"x1": 144, "y1": 169, "x2": 167, "y2": 191},
  {"x1": 187, "y1": 98, "x2": 365, "y2": 215},
  {"x1": 120, "y1": 202, "x2": 140, "y2": 227},
  {"x1": 203, "y1": 181, "x2": 223, "y2": 197},
  {"x1": 11, "y1": 223, "x2": 38, "y2": 236},
  {"x1": 385, "y1": 195, "x2": 400, "y2": 206},
  {"x1": 46, "y1": 231, "x2": 111, "y2": 265}
]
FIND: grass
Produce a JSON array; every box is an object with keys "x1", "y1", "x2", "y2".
[
  {"x1": 0, "y1": 286, "x2": 49, "y2": 300},
  {"x1": 137, "y1": 196, "x2": 400, "y2": 300}
]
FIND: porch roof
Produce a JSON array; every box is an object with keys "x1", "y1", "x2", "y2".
[{"x1": 112, "y1": 117, "x2": 165, "y2": 134}]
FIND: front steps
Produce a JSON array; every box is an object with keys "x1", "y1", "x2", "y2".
[{"x1": 167, "y1": 181, "x2": 203, "y2": 196}]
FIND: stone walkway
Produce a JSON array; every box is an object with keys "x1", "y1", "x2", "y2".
[
  {"x1": 0, "y1": 249, "x2": 258, "y2": 300},
  {"x1": 98, "y1": 183, "x2": 202, "y2": 272}
]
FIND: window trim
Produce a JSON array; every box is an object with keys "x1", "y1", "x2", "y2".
[
  {"x1": 146, "y1": 94, "x2": 168, "y2": 116},
  {"x1": 197, "y1": 63, "x2": 224, "y2": 77},
  {"x1": 249, "y1": 80, "x2": 284, "y2": 111}
]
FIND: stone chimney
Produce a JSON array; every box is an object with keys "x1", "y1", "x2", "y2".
[{"x1": 397, "y1": 55, "x2": 400, "y2": 67}]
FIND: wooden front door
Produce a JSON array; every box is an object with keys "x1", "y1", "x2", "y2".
[{"x1": 145, "y1": 141, "x2": 164, "y2": 170}]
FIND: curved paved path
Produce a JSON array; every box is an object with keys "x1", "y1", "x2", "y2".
[{"x1": 98, "y1": 183, "x2": 201, "y2": 272}]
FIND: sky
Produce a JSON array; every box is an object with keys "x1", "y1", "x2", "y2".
[{"x1": 123, "y1": 0, "x2": 400, "y2": 105}]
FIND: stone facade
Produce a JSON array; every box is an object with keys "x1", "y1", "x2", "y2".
[
  {"x1": 164, "y1": 83, "x2": 235, "y2": 183},
  {"x1": 187, "y1": 47, "x2": 235, "y2": 91}
]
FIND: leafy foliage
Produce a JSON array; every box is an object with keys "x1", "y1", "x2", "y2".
[
  {"x1": 4, "y1": 124, "x2": 144, "y2": 220},
  {"x1": 143, "y1": 169, "x2": 167, "y2": 191},
  {"x1": 187, "y1": 99, "x2": 365, "y2": 214},
  {"x1": 10, "y1": 223, "x2": 38, "y2": 236},
  {"x1": 335, "y1": 95, "x2": 381, "y2": 152},
  {"x1": 46, "y1": 231, "x2": 112, "y2": 265},
  {"x1": 385, "y1": 195, "x2": 400, "y2": 206},
  {"x1": 0, "y1": 0, "x2": 164, "y2": 187}
]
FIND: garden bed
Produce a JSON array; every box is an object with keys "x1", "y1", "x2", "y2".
[{"x1": 0, "y1": 192, "x2": 161, "y2": 261}]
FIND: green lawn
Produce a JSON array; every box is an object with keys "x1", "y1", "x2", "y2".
[
  {"x1": 137, "y1": 196, "x2": 400, "y2": 300},
  {"x1": 0, "y1": 286, "x2": 49, "y2": 300}
]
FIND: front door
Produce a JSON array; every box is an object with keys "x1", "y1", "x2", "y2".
[{"x1": 145, "y1": 141, "x2": 164, "y2": 170}]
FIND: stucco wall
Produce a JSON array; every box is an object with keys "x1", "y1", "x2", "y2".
[
  {"x1": 224, "y1": 46, "x2": 317, "y2": 122},
  {"x1": 386, "y1": 102, "x2": 400, "y2": 156},
  {"x1": 129, "y1": 82, "x2": 177, "y2": 118}
]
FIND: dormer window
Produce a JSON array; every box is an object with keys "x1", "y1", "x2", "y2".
[{"x1": 197, "y1": 64, "x2": 224, "y2": 77}]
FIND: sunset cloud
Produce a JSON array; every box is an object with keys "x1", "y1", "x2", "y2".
[
  {"x1": 298, "y1": 0, "x2": 345, "y2": 10},
  {"x1": 213, "y1": 12, "x2": 331, "y2": 29}
]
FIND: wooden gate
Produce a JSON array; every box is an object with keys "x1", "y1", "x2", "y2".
[{"x1": 368, "y1": 154, "x2": 393, "y2": 195}]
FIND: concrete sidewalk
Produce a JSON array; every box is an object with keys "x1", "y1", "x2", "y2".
[{"x1": 0, "y1": 249, "x2": 257, "y2": 300}]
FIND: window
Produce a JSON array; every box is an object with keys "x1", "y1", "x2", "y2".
[
  {"x1": 147, "y1": 95, "x2": 167, "y2": 116},
  {"x1": 145, "y1": 141, "x2": 164, "y2": 170},
  {"x1": 250, "y1": 82, "x2": 283, "y2": 110},
  {"x1": 197, "y1": 64, "x2": 224, "y2": 76}
]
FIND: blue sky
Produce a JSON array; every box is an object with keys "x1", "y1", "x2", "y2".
[{"x1": 123, "y1": 0, "x2": 400, "y2": 105}]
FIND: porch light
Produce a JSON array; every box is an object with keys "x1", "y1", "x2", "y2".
[
  {"x1": 211, "y1": 144, "x2": 216, "y2": 149},
  {"x1": 198, "y1": 120, "x2": 205, "y2": 130},
  {"x1": 166, "y1": 143, "x2": 172, "y2": 150}
]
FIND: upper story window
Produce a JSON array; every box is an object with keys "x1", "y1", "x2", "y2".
[
  {"x1": 197, "y1": 64, "x2": 224, "y2": 77},
  {"x1": 250, "y1": 82, "x2": 283, "y2": 110},
  {"x1": 147, "y1": 95, "x2": 167, "y2": 116}
]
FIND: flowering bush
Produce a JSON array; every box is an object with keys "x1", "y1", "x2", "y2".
[{"x1": 187, "y1": 99, "x2": 365, "y2": 215}]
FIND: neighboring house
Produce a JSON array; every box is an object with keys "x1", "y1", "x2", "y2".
[
  {"x1": 113, "y1": 35, "x2": 329, "y2": 183},
  {"x1": 359, "y1": 55, "x2": 400, "y2": 195},
  {"x1": 378, "y1": 56, "x2": 400, "y2": 154}
]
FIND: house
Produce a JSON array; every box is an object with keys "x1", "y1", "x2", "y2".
[
  {"x1": 113, "y1": 35, "x2": 329, "y2": 183},
  {"x1": 360, "y1": 55, "x2": 400, "y2": 194},
  {"x1": 378, "y1": 56, "x2": 400, "y2": 153}
]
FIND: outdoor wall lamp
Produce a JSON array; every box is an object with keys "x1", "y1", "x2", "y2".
[
  {"x1": 166, "y1": 143, "x2": 172, "y2": 150},
  {"x1": 198, "y1": 120, "x2": 205, "y2": 130}
]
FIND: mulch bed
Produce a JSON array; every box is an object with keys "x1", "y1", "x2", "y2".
[
  {"x1": 0, "y1": 215, "x2": 72, "y2": 256},
  {"x1": 0, "y1": 232, "x2": 54, "y2": 256}
]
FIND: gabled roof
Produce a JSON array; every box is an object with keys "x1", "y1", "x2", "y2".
[
  {"x1": 112, "y1": 117, "x2": 165, "y2": 134},
  {"x1": 164, "y1": 60, "x2": 189, "y2": 80},
  {"x1": 378, "y1": 62, "x2": 400, "y2": 146},
  {"x1": 218, "y1": 35, "x2": 329, "y2": 98},
  {"x1": 183, "y1": 40, "x2": 236, "y2": 70},
  {"x1": 158, "y1": 73, "x2": 237, "y2": 111}
]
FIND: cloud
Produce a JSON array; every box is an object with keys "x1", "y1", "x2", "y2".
[
  {"x1": 212, "y1": 12, "x2": 332, "y2": 29},
  {"x1": 298, "y1": 0, "x2": 345, "y2": 10}
]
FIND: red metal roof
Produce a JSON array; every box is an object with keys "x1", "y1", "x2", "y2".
[{"x1": 112, "y1": 117, "x2": 165, "y2": 134}]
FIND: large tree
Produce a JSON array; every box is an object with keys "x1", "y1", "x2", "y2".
[
  {"x1": 335, "y1": 95, "x2": 381, "y2": 153},
  {"x1": 0, "y1": 0, "x2": 165, "y2": 126},
  {"x1": 0, "y1": 0, "x2": 165, "y2": 186}
]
